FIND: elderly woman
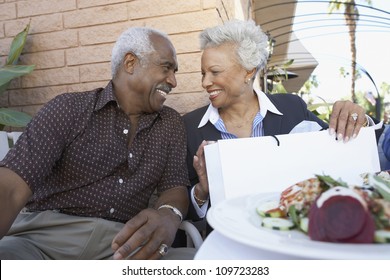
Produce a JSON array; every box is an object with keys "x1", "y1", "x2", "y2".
[{"x1": 183, "y1": 19, "x2": 371, "y2": 228}]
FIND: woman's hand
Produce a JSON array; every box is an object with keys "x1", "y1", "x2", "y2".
[
  {"x1": 328, "y1": 100, "x2": 367, "y2": 142},
  {"x1": 193, "y1": 140, "x2": 215, "y2": 201}
]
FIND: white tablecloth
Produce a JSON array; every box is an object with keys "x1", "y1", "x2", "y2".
[{"x1": 194, "y1": 231, "x2": 307, "y2": 260}]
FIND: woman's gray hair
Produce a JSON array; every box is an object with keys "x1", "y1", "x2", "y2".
[
  {"x1": 111, "y1": 27, "x2": 169, "y2": 78},
  {"x1": 199, "y1": 19, "x2": 269, "y2": 73}
]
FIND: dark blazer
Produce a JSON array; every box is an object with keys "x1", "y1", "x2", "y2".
[{"x1": 183, "y1": 93, "x2": 328, "y2": 225}]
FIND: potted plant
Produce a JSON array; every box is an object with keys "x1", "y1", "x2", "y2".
[{"x1": 0, "y1": 24, "x2": 35, "y2": 130}]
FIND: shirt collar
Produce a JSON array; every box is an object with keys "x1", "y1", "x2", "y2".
[
  {"x1": 198, "y1": 88, "x2": 283, "y2": 128},
  {"x1": 94, "y1": 81, "x2": 160, "y2": 126},
  {"x1": 94, "y1": 80, "x2": 117, "y2": 111}
]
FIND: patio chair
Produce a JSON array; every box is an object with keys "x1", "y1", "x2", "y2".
[{"x1": 0, "y1": 131, "x2": 22, "y2": 160}]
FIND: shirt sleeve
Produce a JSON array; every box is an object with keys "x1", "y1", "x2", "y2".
[
  {"x1": 382, "y1": 126, "x2": 390, "y2": 161},
  {"x1": 190, "y1": 185, "x2": 209, "y2": 218},
  {"x1": 0, "y1": 94, "x2": 81, "y2": 190},
  {"x1": 157, "y1": 109, "x2": 191, "y2": 193}
]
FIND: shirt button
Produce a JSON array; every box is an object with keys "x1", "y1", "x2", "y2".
[
  {"x1": 110, "y1": 208, "x2": 115, "y2": 214},
  {"x1": 129, "y1": 153, "x2": 133, "y2": 158},
  {"x1": 123, "y1": 129, "x2": 128, "y2": 134},
  {"x1": 119, "y1": 178, "x2": 123, "y2": 184}
]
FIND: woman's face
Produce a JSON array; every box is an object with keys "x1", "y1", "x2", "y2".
[{"x1": 201, "y1": 43, "x2": 249, "y2": 109}]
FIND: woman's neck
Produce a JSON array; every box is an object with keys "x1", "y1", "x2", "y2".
[
  {"x1": 219, "y1": 93, "x2": 259, "y2": 137},
  {"x1": 219, "y1": 92, "x2": 259, "y2": 121}
]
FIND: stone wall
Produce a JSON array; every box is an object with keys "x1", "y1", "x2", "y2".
[{"x1": 0, "y1": 0, "x2": 246, "y2": 123}]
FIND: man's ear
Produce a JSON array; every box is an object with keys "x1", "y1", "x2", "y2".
[{"x1": 123, "y1": 52, "x2": 137, "y2": 74}]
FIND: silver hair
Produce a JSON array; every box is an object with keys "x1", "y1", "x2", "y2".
[
  {"x1": 111, "y1": 27, "x2": 170, "y2": 78},
  {"x1": 199, "y1": 19, "x2": 269, "y2": 73}
]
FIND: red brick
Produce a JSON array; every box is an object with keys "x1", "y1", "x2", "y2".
[
  {"x1": 128, "y1": 0, "x2": 201, "y2": 19},
  {"x1": 21, "y1": 50, "x2": 65, "y2": 70},
  {"x1": 26, "y1": 30, "x2": 78, "y2": 52},
  {"x1": 22, "y1": 67, "x2": 80, "y2": 88},
  {"x1": 64, "y1": 4, "x2": 127, "y2": 28},
  {"x1": 80, "y1": 62, "x2": 111, "y2": 82},
  {"x1": 0, "y1": 2, "x2": 16, "y2": 21},
  {"x1": 5, "y1": 14, "x2": 62, "y2": 37},
  {"x1": 17, "y1": 0, "x2": 76, "y2": 17},
  {"x1": 66, "y1": 44, "x2": 112, "y2": 66}
]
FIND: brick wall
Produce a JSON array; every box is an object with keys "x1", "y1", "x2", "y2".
[{"x1": 0, "y1": 0, "x2": 244, "y2": 125}]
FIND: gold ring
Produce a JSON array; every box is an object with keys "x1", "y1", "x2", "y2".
[
  {"x1": 158, "y1": 243, "x2": 169, "y2": 257},
  {"x1": 351, "y1": 113, "x2": 358, "y2": 121}
]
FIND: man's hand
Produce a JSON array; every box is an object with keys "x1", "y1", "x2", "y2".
[
  {"x1": 328, "y1": 100, "x2": 366, "y2": 142},
  {"x1": 111, "y1": 186, "x2": 187, "y2": 260},
  {"x1": 111, "y1": 207, "x2": 180, "y2": 260}
]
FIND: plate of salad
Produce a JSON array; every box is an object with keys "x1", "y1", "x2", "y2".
[{"x1": 206, "y1": 172, "x2": 390, "y2": 259}]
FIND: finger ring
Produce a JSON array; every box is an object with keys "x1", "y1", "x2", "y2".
[
  {"x1": 158, "y1": 243, "x2": 169, "y2": 257},
  {"x1": 351, "y1": 113, "x2": 358, "y2": 121}
]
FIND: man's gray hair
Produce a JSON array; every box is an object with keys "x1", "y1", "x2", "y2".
[
  {"x1": 111, "y1": 27, "x2": 170, "y2": 78},
  {"x1": 199, "y1": 19, "x2": 269, "y2": 72}
]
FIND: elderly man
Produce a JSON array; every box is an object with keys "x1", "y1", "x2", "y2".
[{"x1": 0, "y1": 27, "x2": 194, "y2": 260}]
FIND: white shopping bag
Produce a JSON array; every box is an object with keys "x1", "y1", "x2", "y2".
[{"x1": 204, "y1": 127, "x2": 380, "y2": 206}]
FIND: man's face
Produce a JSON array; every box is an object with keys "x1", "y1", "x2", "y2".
[{"x1": 132, "y1": 33, "x2": 178, "y2": 113}]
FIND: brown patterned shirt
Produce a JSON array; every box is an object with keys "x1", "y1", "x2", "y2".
[{"x1": 0, "y1": 81, "x2": 190, "y2": 223}]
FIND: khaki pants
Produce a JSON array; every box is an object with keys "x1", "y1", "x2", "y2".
[{"x1": 0, "y1": 210, "x2": 195, "y2": 260}]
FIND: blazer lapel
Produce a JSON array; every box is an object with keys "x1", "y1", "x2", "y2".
[
  {"x1": 199, "y1": 122, "x2": 222, "y2": 141},
  {"x1": 263, "y1": 112, "x2": 283, "y2": 136}
]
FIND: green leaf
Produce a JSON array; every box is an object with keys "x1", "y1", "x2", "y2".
[
  {"x1": 315, "y1": 174, "x2": 348, "y2": 190},
  {"x1": 273, "y1": 82, "x2": 287, "y2": 93},
  {"x1": 282, "y1": 59, "x2": 294, "y2": 68},
  {"x1": 0, "y1": 65, "x2": 35, "y2": 87},
  {"x1": 0, "y1": 81, "x2": 10, "y2": 96},
  {"x1": 369, "y1": 174, "x2": 390, "y2": 202},
  {"x1": 0, "y1": 24, "x2": 34, "y2": 130},
  {"x1": 7, "y1": 24, "x2": 30, "y2": 65},
  {"x1": 0, "y1": 108, "x2": 32, "y2": 127},
  {"x1": 288, "y1": 205, "x2": 300, "y2": 228}
]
